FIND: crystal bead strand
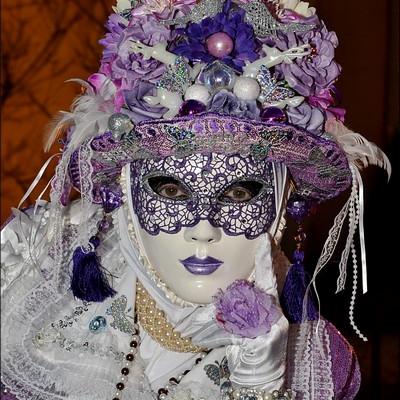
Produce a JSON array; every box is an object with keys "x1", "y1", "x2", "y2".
[{"x1": 348, "y1": 184, "x2": 368, "y2": 342}]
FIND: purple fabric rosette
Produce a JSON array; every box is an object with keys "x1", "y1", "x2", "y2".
[
  {"x1": 99, "y1": 13, "x2": 171, "y2": 90},
  {"x1": 214, "y1": 280, "x2": 280, "y2": 339},
  {"x1": 274, "y1": 22, "x2": 342, "y2": 97},
  {"x1": 208, "y1": 89, "x2": 261, "y2": 120}
]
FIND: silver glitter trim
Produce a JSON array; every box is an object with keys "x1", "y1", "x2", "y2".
[
  {"x1": 161, "y1": 0, "x2": 224, "y2": 26},
  {"x1": 51, "y1": 301, "x2": 91, "y2": 330},
  {"x1": 106, "y1": 295, "x2": 136, "y2": 334},
  {"x1": 156, "y1": 56, "x2": 191, "y2": 94},
  {"x1": 239, "y1": 0, "x2": 315, "y2": 37},
  {"x1": 257, "y1": 65, "x2": 295, "y2": 105}
]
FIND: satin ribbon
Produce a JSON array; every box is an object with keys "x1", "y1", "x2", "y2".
[
  {"x1": 17, "y1": 153, "x2": 61, "y2": 209},
  {"x1": 353, "y1": 167, "x2": 367, "y2": 294}
]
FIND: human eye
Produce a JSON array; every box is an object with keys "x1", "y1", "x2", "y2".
[
  {"x1": 218, "y1": 180, "x2": 264, "y2": 203},
  {"x1": 146, "y1": 175, "x2": 191, "y2": 200}
]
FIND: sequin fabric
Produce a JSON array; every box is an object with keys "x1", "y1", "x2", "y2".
[
  {"x1": 240, "y1": 0, "x2": 315, "y2": 37},
  {"x1": 161, "y1": 0, "x2": 224, "y2": 26},
  {"x1": 156, "y1": 56, "x2": 190, "y2": 94},
  {"x1": 130, "y1": 153, "x2": 275, "y2": 239},
  {"x1": 257, "y1": 65, "x2": 296, "y2": 105}
]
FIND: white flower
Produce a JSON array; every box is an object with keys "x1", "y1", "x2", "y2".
[
  {"x1": 279, "y1": 0, "x2": 316, "y2": 17},
  {"x1": 113, "y1": 0, "x2": 134, "y2": 14}
]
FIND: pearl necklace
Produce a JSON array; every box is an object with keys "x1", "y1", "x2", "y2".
[{"x1": 136, "y1": 281, "x2": 206, "y2": 353}]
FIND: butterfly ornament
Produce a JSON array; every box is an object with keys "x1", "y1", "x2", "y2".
[{"x1": 256, "y1": 65, "x2": 304, "y2": 109}]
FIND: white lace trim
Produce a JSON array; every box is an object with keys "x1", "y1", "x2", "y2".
[
  {"x1": 286, "y1": 320, "x2": 334, "y2": 400},
  {"x1": 1, "y1": 203, "x2": 154, "y2": 400}
]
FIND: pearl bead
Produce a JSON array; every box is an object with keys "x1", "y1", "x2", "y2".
[
  {"x1": 233, "y1": 77, "x2": 260, "y2": 101},
  {"x1": 206, "y1": 32, "x2": 234, "y2": 58},
  {"x1": 263, "y1": 394, "x2": 272, "y2": 400},
  {"x1": 184, "y1": 84, "x2": 210, "y2": 105}
]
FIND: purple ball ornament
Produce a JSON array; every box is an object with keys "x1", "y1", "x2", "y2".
[
  {"x1": 261, "y1": 107, "x2": 287, "y2": 124},
  {"x1": 178, "y1": 100, "x2": 207, "y2": 117},
  {"x1": 97, "y1": 215, "x2": 113, "y2": 233},
  {"x1": 206, "y1": 32, "x2": 234, "y2": 58},
  {"x1": 286, "y1": 194, "x2": 312, "y2": 223},
  {"x1": 99, "y1": 186, "x2": 123, "y2": 214}
]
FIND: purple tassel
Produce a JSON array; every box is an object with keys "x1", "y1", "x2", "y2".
[
  {"x1": 280, "y1": 249, "x2": 318, "y2": 323},
  {"x1": 71, "y1": 236, "x2": 116, "y2": 302}
]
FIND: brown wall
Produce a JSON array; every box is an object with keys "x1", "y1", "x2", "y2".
[{"x1": 1, "y1": 0, "x2": 115, "y2": 221}]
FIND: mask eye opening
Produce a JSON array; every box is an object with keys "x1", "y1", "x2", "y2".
[
  {"x1": 217, "y1": 179, "x2": 266, "y2": 204},
  {"x1": 144, "y1": 174, "x2": 192, "y2": 201}
]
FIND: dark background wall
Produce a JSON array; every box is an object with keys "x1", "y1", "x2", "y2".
[{"x1": 1, "y1": 1, "x2": 399, "y2": 398}]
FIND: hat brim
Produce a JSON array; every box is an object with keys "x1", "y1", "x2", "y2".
[{"x1": 83, "y1": 112, "x2": 351, "y2": 202}]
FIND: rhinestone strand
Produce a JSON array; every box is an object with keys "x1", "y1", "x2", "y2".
[
  {"x1": 346, "y1": 167, "x2": 367, "y2": 342},
  {"x1": 135, "y1": 282, "x2": 207, "y2": 353}
]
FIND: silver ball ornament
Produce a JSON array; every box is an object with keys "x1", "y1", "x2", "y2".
[{"x1": 108, "y1": 113, "x2": 133, "y2": 139}]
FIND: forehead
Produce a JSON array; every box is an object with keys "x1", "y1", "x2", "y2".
[{"x1": 131, "y1": 153, "x2": 274, "y2": 182}]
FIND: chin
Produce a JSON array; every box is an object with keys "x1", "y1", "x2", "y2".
[{"x1": 163, "y1": 266, "x2": 251, "y2": 304}]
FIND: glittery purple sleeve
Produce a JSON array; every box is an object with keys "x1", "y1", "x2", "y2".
[
  {"x1": 1, "y1": 384, "x2": 18, "y2": 400},
  {"x1": 1, "y1": 393, "x2": 18, "y2": 400},
  {"x1": 326, "y1": 321, "x2": 361, "y2": 400}
]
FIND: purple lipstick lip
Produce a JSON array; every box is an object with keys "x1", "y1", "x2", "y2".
[{"x1": 179, "y1": 255, "x2": 223, "y2": 275}]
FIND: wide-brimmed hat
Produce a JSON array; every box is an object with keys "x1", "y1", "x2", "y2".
[{"x1": 70, "y1": 112, "x2": 351, "y2": 204}]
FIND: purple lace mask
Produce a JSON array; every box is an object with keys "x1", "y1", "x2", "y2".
[{"x1": 129, "y1": 153, "x2": 276, "y2": 239}]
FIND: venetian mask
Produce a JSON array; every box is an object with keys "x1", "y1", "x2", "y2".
[{"x1": 129, "y1": 153, "x2": 282, "y2": 303}]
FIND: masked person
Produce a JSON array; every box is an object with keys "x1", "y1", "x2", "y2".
[{"x1": 1, "y1": 1, "x2": 390, "y2": 399}]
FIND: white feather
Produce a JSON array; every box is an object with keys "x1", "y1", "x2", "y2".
[
  {"x1": 44, "y1": 79, "x2": 115, "y2": 152},
  {"x1": 326, "y1": 119, "x2": 392, "y2": 179}
]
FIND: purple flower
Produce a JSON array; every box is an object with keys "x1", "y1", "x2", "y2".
[
  {"x1": 99, "y1": 13, "x2": 171, "y2": 91},
  {"x1": 286, "y1": 102, "x2": 325, "y2": 134},
  {"x1": 123, "y1": 80, "x2": 166, "y2": 122},
  {"x1": 208, "y1": 89, "x2": 260, "y2": 120},
  {"x1": 274, "y1": 22, "x2": 342, "y2": 96},
  {"x1": 214, "y1": 279, "x2": 280, "y2": 339},
  {"x1": 173, "y1": 0, "x2": 258, "y2": 71}
]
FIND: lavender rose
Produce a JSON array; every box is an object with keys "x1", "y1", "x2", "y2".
[
  {"x1": 213, "y1": 280, "x2": 280, "y2": 339},
  {"x1": 99, "y1": 13, "x2": 171, "y2": 91},
  {"x1": 208, "y1": 90, "x2": 261, "y2": 120},
  {"x1": 274, "y1": 22, "x2": 342, "y2": 97},
  {"x1": 286, "y1": 102, "x2": 325, "y2": 134}
]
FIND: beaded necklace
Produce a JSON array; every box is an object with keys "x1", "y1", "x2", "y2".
[
  {"x1": 111, "y1": 278, "x2": 208, "y2": 400},
  {"x1": 111, "y1": 319, "x2": 207, "y2": 400}
]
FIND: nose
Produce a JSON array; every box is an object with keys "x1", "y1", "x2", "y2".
[{"x1": 183, "y1": 220, "x2": 222, "y2": 244}]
